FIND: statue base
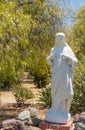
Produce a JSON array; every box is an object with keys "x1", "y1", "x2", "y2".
[{"x1": 39, "y1": 120, "x2": 74, "y2": 130}]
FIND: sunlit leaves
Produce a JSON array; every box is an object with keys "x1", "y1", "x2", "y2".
[
  {"x1": 68, "y1": 5, "x2": 85, "y2": 57},
  {"x1": 71, "y1": 62, "x2": 85, "y2": 113},
  {"x1": 0, "y1": 1, "x2": 30, "y2": 89},
  {"x1": 23, "y1": 0, "x2": 64, "y2": 52},
  {"x1": 67, "y1": 6, "x2": 85, "y2": 113}
]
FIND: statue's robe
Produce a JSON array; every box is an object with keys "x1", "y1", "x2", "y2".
[{"x1": 46, "y1": 43, "x2": 78, "y2": 123}]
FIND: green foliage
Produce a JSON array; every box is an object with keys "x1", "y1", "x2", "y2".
[
  {"x1": 24, "y1": 0, "x2": 64, "y2": 51},
  {"x1": 22, "y1": 0, "x2": 64, "y2": 88},
  {"x1": 39, "y1": 86, "x2": 51, "y2": 108},
  {"x1": 29, "y1": 54, "x2": 50, "y2": 88},
  {"x1": 0, "y1": 1, "x2": 30, "y2": 89},
  {"x1": 0, "y1": 0, "x2": 65, "y2": 90},
  {"x1": 67, "y1": 6, "x2": 85, "y2": 57},
  {"x1": 0, "y1": 55, "x2": 17, "y2": 89},
  {"x1": 13, "y1": 85, "x2": 34, "y2": 106},
  {"x1": 67, "y1": 6, "x2": 85, "y2": 113},
  {"x1": 71, "y1": 62, "x2": 85, "y2": 113}
]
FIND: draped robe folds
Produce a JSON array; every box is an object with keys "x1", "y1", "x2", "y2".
[{"x1": 45, "y1": 43, "x2": 78, "y2": 124}]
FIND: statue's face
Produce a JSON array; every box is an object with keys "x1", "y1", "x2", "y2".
[{"x1": 55, "y1": 33, "x2": 66, "y2": 46}]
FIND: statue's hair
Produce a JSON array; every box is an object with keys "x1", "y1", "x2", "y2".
[{"x1": 56, "y1": 32, "x2": 65, "y2": 38}]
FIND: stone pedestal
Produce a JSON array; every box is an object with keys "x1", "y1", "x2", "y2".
[{"x1": 39, "y1": 120, "x2": 74, "y2": 130}]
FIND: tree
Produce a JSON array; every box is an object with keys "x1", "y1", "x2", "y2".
[
  {"x1": 67, "y1": 6, "x2": 85, "y2": 113},
  {"x1": 25, "y1": 0, "x2": 64, "y2": 50},
  {"x1": 21, "y1": 0, "x2": 65, "y2": 87},
  {"x1": 29, "y1": 53, "x2": 50, "y2": 88},
  {"x1": 67, "y1": 6, "x2": 85, "y2": 58},
  {"x1": 0, "y1": 0, "x2": 66, "y2": 89},
  {"x1": 0, "y1": 1, "x2": 30, "y2": 89}
]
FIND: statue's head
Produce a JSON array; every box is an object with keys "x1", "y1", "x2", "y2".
[{"x1": 55, "y1": 32, "x2": 66, "y2": 47}]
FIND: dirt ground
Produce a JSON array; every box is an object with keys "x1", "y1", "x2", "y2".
[{"x1": 0, "y1": 82, "x2": 47, "y2": 128}]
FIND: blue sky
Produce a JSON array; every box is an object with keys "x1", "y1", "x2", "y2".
[
  {"x1": 64, "y1": 0, "x2": 85, "y2": 26},
  {"x1": 50, "y1": 0, "x2": 85, "y2": 11},
  {"x1": 49, "y1": 0, "x2": 85, "y2": 26},
  {"x1": 65, "y1": 0, "x2": 85, "y2": 11}
]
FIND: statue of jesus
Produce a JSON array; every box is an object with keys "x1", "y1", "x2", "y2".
[{"x1": 45, "y1": 32, "x2": 78, "y2": 124}]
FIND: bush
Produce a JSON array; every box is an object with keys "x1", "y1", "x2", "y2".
[
  {"x1": 29, "y1": 56, "x2": 50, "y2": 88},
  {"x1": 0, "y1": 1, "x2": 30, "y2": 89},
  {"x1": 0, "y1": 56, "x2": 18, "y2": 90},
  {"x1": 71, "y1": 62, "x2": 85, "y2": 113},
  {"x1": 12, "y1": 85, "x2": 34, "y2": 106},
  {"x1": 38, "y1": 62, "x2": 85, "y2": 113},
  {"x1": 39, "y1": 86, "x2": 51, "y2": 108}
]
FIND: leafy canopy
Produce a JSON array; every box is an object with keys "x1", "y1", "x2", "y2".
[{"x1": 0, "y1": 1, "x2": 30, "y2": 89}]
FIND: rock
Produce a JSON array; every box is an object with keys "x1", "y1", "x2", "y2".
[
  {"x1": 32, "y1": 118, "x2": 42, "y2": 127},
  {"x1": 74, "y1": 112, "x2": 85, "y2": 123},
  {"x1": 79, "y1": 112, "x2": 85, "y2": 123},
  {"x1": 1, "y1": 120, "x2": 25, "y2": 130},
  {"x1": 25, "y1": 119, "x2": 33, "y2": 126},
  {"x1": 74, "y1": 122, "x2": 85, "y2": 130},
  {"x1": 27, "y1": 118, "x2": 41, "y2": 127},
  {"x1": 0, "y1": 126, "x2": 13, "y2": 130},
  {"x1": 74, "y1": 114, "x2": 79, "y2": 122},
  {"x1": 29, "y1": 108, "x2": 38, "y2": 118},
  {"x1": 14, "y1": 120, "x2": 25, "y2": 130},
  {"x1": 25, "y1": 126, "x2": 41, "y2": 130},
  {"x1": 18, "y1": 110, "x2": 31, "y2": 121},
  {"x1": 2, "y1": 119, "x2": 16, "y2": 128}
]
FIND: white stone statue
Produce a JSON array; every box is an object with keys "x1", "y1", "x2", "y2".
[{"x1": 45, "y1": 32, "x2": 78, "y2": 124}]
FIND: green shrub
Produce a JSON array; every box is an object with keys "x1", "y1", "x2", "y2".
[
  {"x1": 29, "y1": 56, "x2": 50, "y2": 88},
  {"x1": 38, "y1": 62, "x2": 85, "y2": 113},
  {"x1": 71, "y1": 62, "x2": 85, "y2": 113},
  {"x1": 12, "y1": 85, "x2": 34, "y2": 106},
  {"x1": 0, "y1": 56, "x2": 18, "y2": 90},
  {"x1": 0, "y1": 1, "x2": 30, "y2": 90},
  {"x1": 39, "y1": 86, "x2": 51, "y2": 108}
]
